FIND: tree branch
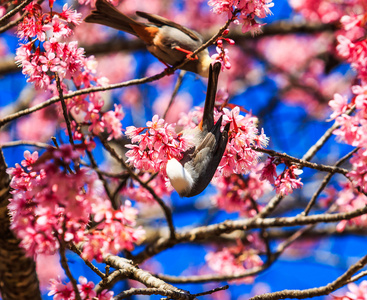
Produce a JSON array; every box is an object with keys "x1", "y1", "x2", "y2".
[
  {"x1": 249, "y1": 255, "x2": 367, "y2": 300},
  {"x1": 0, "y1": 0, "x2": 33, "y2": 24}
]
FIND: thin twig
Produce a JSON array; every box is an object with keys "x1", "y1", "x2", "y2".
[
  {"x1": 348, "y1": 270, "x2": 367, "y2": 284},
  {"x1": 163, "y1": 70, "x2": 186, "y2": 119},
  {"x1": 192, "y1": 285, "x2": 229, "y2": 297},
  {"x1": 249, "y1": 255, "x2": 367, "y2": 300},
  {"x1": 302, "y1": 148, "x2": 359, "y2": 216},
  {"x1": 57, "y1": 230, "x2": 82, "y2": 300},
  {"x1": 302, "y1": 106, "x2": 356, "y2": 161},
  {"x1": 254, "y1": 106, "x2": 356, "y2": 219},
  {"x1": 0, "y1": 0, "x2": 44, "y2": 34},
  {"x1": 69, "y1": 243, "x2": 105, "y2": 279},
  {"x1": 0, "y1": 140, "x2": 51, "y2": 149},
  {"x1": 254, "y1": 147, "x2": 349, "y2": 175},
  {"x1": 85, "y1": 148, "x2": 116, "y2": 208},
  {"x1": 55, "y1": 74, "x2": 74, "y2": 147},
  {"x1": 0, "y1": 0, "x2": 33, "y2": 23}
]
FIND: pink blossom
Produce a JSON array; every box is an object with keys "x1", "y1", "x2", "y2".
[
  {"x1": 21, "y1": 151, "x2": 39, "y2": 169},
  {"x1": 123, "y1": 173, "x2": 173, "y2": 204},
  {"x1": 333, "y1": 281, "x2": 367, "y2": 300},
  {"x1": 329, "y1": 93, "x2": 349, "y2": 119},
  {"x1": 205, "y1": 236, "x2": 264, "y2": 284},
  {"x1": 77, "y1": 276, "x2": 96, "y2": 299},
  {"x1": 348, "y1": 148, "x2": 367, "y2": 193},
  {"x1": 7, "y1": 147, "x2": 144, "y2": 259},
  {"x1": 60, "y1": 4, "x2": 82, "y2": 25},
  {"x1": 212, "y1": 163, "x2": 271, "y2": 217},
  {"x1": 36, "y1": 254, "x2": 65, "y2": 291},
  {"x1": 97, "y1": 289, "x2": 114, "y2": 300},
  {"x1": 48, "y1": 276, "x2": 114, "y2": 300},
  {"x1": 288, "y1": 0, "x2": 358, "y2": 23},
  {"x1": 259, "y1": 157, "x2": 277, "y2": 184},
  {"x1": 125, "y1": 115, "x2": 191, "y2": 173},
  {"x1": 216, "y1": 106, "x2": 269, "y2": 176},
  {"x1": 208, "y1": 0, "x2": 274, "y2": 34},
  {"x1": 0, "y1": 6, "x2": 5, "y2": 18},
  {"x1": 274, "y1": 166, "x2": 303, "y2": 196},
  {"x1": 212, "y1": 46, "x2": 231, "y2": 70},
  {"x1": 48, "y1": 277, "x2": 75, "y2": 300},
  {"x1": 102, "y1": 104, "x2": 124, "y2": 140}
]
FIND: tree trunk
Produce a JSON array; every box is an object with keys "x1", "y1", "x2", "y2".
[{"x1": 0, "y1": 150, "x2": 41, "y2": 300}]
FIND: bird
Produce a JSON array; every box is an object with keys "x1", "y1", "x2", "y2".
[
  {"x1": 84, "y1": 0, "x2": 212, "y2": 77},
  {"x1": 166, "y1": 62, "x2": 230, "y2": 197}
]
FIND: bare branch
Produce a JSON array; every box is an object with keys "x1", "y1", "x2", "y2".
[
  {"x1": 0, "y1": 140, "x2": 51, "y2": 149},
  {"x1": 0, "y1": 0, "x2": 33, "y2": 24},
  {"x1": 254, "y1": 147, "x2": 349, "y2": 175},
  {"x1": 249, "y1": 255, "x2": 367, "y2": 300},
  {"x1": 132, "y1": 204, "x2": 367, "y2": 264},
  {"x1": 302, "y1": 148, "x2": 359, "y2": 216},
  {"x1": 102, "y1": 254, "x2": 194, "y2": 300}
]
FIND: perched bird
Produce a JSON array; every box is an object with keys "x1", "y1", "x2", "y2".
[
  {"x1": 85, "y1": 0, "x2": 212, "y2": 77},
  {"x1": 166, "y1": 62, "x2": 230, "y2": 197}
]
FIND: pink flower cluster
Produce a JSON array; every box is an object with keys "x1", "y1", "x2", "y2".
[
  {"x1": 216, "y1": 106, "x2": 269, "y2": 176},
  {"x1": 256, "y1": 34, "x2": 352, "y2": 117},
  {"x1": 289, "y1": 0, "x2": 361, "y2": 23},
  {"x1": 332, "y1": 14, "x2": 367, "y2": 192},
  {"x1": 212, "y1": 163, "x2": 271, "y2": 217},
  {"x1": 333, "y1": 280, "x2": 367, "y2": 300},
  {"x1": 259, "y1": 157, "x2": 303, "y2": 196},
  {"x1": 16, "y1": 3, "x2": 82, "y2": 88},
  {"x1": 205, "y1": 235, "x2": 265, "y2": 284},
  {"x1": 208, "y1": 0, "x2": 274, "y2": 35},
  {"x1": 7, "y1": 147, "x2": 144, "y2": 260},
  {"x1": 337, "y1": 15, "x2": 367, "y2": 84},
  {"x1": 322, "y1": 182, "x2": 367, "y2": 232},
  {"x1": 48, "y1": 276, "x2": 113, "y2": 300},
  {"x1": 15, "y1": 2, "x2": 124, "y2": 142},
  {"x1": 212, "y1": 30, "x2": 234, "y2": 70},
  {"x1": 125, "y1": 115, "x2": 192, "y2": 173},
  {"x1": 123, "y1": 173, "x2": 173, "y2": 204}
]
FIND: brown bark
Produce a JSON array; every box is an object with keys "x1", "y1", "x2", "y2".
[{"x1": 0, "y1": 150, "x2": 41, "y2": 300}]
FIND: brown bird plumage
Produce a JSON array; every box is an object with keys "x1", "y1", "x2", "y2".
[
  {"x1": 166, "y1": 62, "x2": 230, "y2": 197},
  {"x1": 84, "y1": 0, "x2": 212, "y2": 77}
]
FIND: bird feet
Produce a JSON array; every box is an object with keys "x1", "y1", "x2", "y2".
[{"x1": 174, "y1": 46, "x2": 198, "y2": 60}]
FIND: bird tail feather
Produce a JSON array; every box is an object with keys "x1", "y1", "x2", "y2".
[
  {"x1": 84, "y1": 0, "x2": 141, "y2": 36},
  {"x1": 200, "y1": 62, "x2": 221, "y2": 132}
]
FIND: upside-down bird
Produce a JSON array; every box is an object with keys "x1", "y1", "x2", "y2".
[
  {"x1": 166, "y1": 62, "x2": 230, "y2": 197},
  {"x1": 84, "y1": 0, "x2": 212, "y2": 77}
]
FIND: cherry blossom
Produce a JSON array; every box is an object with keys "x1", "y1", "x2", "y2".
[
  {"x1": 125, "y1": 115, "x2": 192, "y2": 173},
  {"x1": 212, "y1": 163, "x2": 271, "y2": 217},
  {"x1": 333, "y1": 281, "x2": 367, "y2": 300},
  {"x1": 216, "y1": 106, "x2": 269, "y2": 176},
  {"x1": 205, "y1": 235, "x2": 265, "y2": 284},
  {"x1": 15, "y1": 1, "x2": 123, "y2": 142},
  {"x1": 7, "y1": 147, "x2": 144, "y2": 260},
  {"x1": 48, "y1": 276, "x2": 113, "y2": 300},
  {"x1": 208, "y1": 0, "x2": 274, "y2": 34}
]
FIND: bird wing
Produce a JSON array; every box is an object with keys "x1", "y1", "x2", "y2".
[
  {"x1": 135, "y1": 11, "x2": 201, "y2": 41},
  {"x1": 184, "y1": 120, "x2": 230, "y2": 197}
]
